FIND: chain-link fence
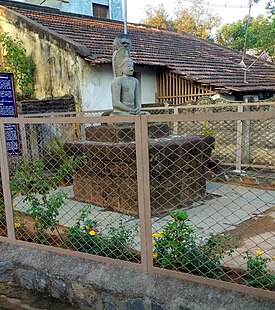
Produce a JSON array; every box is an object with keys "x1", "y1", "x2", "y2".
[
  {"x1": 143, "y1": 98, "x2": 275, "y2": 169},
  {"x1": 0, "y1": 106, "x2": 275, "y2": 293}
]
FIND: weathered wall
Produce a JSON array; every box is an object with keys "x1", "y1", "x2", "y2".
[
  {"x1": 0, "y1": 8, "x2": 96, "y2": 110},
  {"x1": 0, "y1": 243, "x2": 274, "y2": 309},
  {"x1": 0, "y1": 8, "x2": 157, "y2": 112}
]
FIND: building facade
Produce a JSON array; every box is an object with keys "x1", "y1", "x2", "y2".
[
  {"x1": 1, "y1": 0, "x2": 274, "y2": 112},
  {"x1": 16, "y1": 0, "x2": 123, "y2": 20}
]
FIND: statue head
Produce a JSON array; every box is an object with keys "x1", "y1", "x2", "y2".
[
  {"x1": 121, "y1": 58, "x2": 134, "y2": 76},
  {"x1": 113, "y1": 33, "x2": 132, "y2": 52},
  {"x1": 112, "y1": 33, "x2": 132, "y2": 77}
]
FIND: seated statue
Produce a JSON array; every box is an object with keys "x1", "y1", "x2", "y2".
[{"x1": 111, "y1": 57, "x2": 143, "y2": 115}]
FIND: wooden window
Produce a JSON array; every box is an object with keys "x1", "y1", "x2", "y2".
[
  {"x1": 157, "y1": 69, "x2": 216, "y2": 104},
  {"x1": 92, "y1": 3, "x2": 109, "y2": 19}
]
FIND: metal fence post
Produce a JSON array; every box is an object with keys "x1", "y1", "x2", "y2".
[
  {"x1": 173, "y1": 105, "x2": 179, "y2": 134},
  {"x1": 19, "y1": 118, "x2": 28, "y2": 158},
  {"x1": 236, "y1": 103, "x2": 243, "y2": 172},
  {"x1": 135, "y1": 115, "x2": 153, "y2": 273},
  {"x1": 242, "y1": 97, "x2": 251, "y2": 164},
  {"x1": 0, "y1": 120, "x2": 15, "y2": 242}
]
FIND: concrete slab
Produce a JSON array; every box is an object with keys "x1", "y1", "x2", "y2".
[{"x1": 12, "y1": 181, "x2": 275, "y2": 265}]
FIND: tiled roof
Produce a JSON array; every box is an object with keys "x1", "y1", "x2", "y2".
[{"x1": 1, "y1": 0, "x2": 275, "y2": 92}]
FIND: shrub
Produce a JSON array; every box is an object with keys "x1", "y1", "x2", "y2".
[
  {"x1": 47, "y1": 135, "x2": 87, "y2": 185},
  {"x1": 10, "y1": 158, "x2": 67, "y2": 243},
  {"x1": 0, "y1": 32, "x2": 36, "y2": 99},
  {"x1": 153, "y1": 210, "x2": 238, "y2": 279},
  {"x1": 66, "y1": 207, "x2": 137, "y2": 260},
  {"x1": 244, "y1": 251, "x2": 275, "y2": 290}
]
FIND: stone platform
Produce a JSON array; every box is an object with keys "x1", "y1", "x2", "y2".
[
  {"x1": 85, "y1": 123, "x2": 171, "y2": 143},
  {"x1": 66, "y1": 124, "x2": 214, "y2": 216}
]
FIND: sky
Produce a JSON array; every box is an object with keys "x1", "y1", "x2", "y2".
[{"x1": 126, "y1": 0, "x2": 268, "y2": 25}]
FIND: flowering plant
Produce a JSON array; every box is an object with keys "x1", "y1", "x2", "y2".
[
  {"x1": 66, "y1": 207, "x2": 137, "y2": 261},
  {"x1": 153, "y1": 211, "x2": 238, "y2": 279},
  {"x1": 244, "y1": 251, "x2": 275, "y2": 290}
]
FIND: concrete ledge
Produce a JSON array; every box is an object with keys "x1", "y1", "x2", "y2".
[{"x1": 0, "y1": 242, "x2": 274, "y2": 309}]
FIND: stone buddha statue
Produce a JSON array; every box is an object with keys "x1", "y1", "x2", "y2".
[
  {"x1": 111, "y1": 34, "x2": 148, "y2": 116},
  {"x1": 111, "y1": 57, "x2": 141, "y2": 115}
]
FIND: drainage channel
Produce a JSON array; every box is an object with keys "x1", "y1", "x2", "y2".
[{"x1": 0, "y1": 284, "x2": 80, "y2": 310}]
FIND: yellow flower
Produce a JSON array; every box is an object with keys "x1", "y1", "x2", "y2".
[
  {"x1": 152, "y1": 242, "x2": 157, "y2": 246},
  {"x1": 14, "y1": 223, "x2": 21, "y2": 228},
  {"x1": 256, "y1": 251, "x2": 263, "y2": 256},
  {"x1": 152, "y1": 253, "x2": 158, "y2": 259},
  {"x1": 12, "y1": 203, "x2": 16, "y2": 208},
  {"x1": 273, "y1": 257, "x2": 275, "y2": 261},
  {"x1": 85, "y1": 225, "x2": 90, "y2": 230},
  {"x1": 152, "y1": 232, "x2": 163, "y2": 238},
  {"x1": 89, "y1": 230, "x2": 96, "y2": 236}
]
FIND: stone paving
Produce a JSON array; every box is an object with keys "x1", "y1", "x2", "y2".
[{"x1": 13, "y1": 181, "x2": 275, "y2": 261}]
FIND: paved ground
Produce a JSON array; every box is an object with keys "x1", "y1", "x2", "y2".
[{"x1": 14, "y1": 181, "x2": 275, "y2": 270}]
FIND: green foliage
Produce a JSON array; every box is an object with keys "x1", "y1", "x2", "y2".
[
  {"x1": 173, "y1": 0, "x2": 221, "y2": 39},
  {"x1": 142, "y1": 4, "x2": 174, "y2": 30},
  {"x1": 142, "y1": 0, "x2": 221, "y2": 39},
  {"x1": 10, "y1": 137, "x2": 86, "y2": 242},
  {"x1": 10, "y1": 159, "x2": 57, "y2": 196},
  {"x1": 28, "y1": 191, "x2": 67, "y2": 242},
  {"x1": 199, "y1": 121, "x2": 215, "y2": 136},
  {"x1": 265, "y1": 0, "x2": 275, "y2": 17},
  {"x1": 244, "y1": 251, "x2": 275, "y2": 290},
  {"x1": 216, "y1": 15, "x2": 275, "y2": 62},
  {"x1": 66, "y1": 207, "x2": 137, "y2": 260},
  {"x1": 10, "y1": 158, "x2": 67, "y2": 243},
  {"x1": 153, "y1": 211, "x2": 238, "y2": 279},
  {"x1": 0, "y1": 32, "x2": 36, "y2": 99},
  {"x1": 47, "y1": 135, "x2": 87, "y2": 184},
  {"x1": 0, "y1": 199, "x2": 5, "y2": 225}
]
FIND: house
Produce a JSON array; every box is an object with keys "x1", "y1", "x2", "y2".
[
  {"x1": 0, "y1": 0, "x2": 274, "y2": 112},
  {"x1": 14, "y1": 0, "x2": 123, "y2": 20}
]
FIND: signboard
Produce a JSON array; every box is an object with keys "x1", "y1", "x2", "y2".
[{"x1": 0, "y1": 73, "x2": 19, "y2": 156}]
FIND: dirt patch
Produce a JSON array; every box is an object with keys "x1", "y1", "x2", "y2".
[
  {"x1": 223, "y1": 206, "x2": 275, "y2": 272},
  {"x1": 229, "y1": 206, "x2": 275, "y2": 244}
]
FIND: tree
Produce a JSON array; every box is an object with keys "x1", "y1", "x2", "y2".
[
  {"x1": 216, "y1": 15, "x2": 275, "y2": 62},
  {"x1": 173, "y1": 0, "x2": 221, "y2": 39},
  {"x1": 252, "y1": 0, "x2": 274, "y2": 17},
  {"x1": 142, "y1": 0, "x2": 221, "y2": 40},
  {"x1": 142, "y1": 4, "x2": 174, "y2": 30},
  {"x1": 265, "y1": 0, "x2": 275, "y2": 16}
]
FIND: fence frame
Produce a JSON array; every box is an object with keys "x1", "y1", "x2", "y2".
[
  {"x1": 143, "y1": 101, "x2": 275, "y2": 171},
  {"x1": 0, "y1": 111, "x2": 275, "y2": 300}
]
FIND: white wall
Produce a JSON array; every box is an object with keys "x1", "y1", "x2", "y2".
[
  {"x1": 81, "y1": 64, "x2": 113, "y2": 111},
  {"x1": 135, "y1": 66, "x2": 157, "y2": 104},
  {"x1": 81, "y1": 65, "x2": 158, "y2": 111}
]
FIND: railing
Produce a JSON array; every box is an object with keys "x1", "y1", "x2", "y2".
[
  {"x1": 0, "y1": 110, "x2": 275, "y2": 299},
  {"x1": 143, "y1": 99, "x2": 275, "y2": 171}
]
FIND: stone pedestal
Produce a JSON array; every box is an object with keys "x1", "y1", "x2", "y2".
[
  {"x1": 85, "y1": 123, "x2": 171, "y2": 143},
  {"x1": 66, "y1": 124, "x2": 214, "y2": 216}
]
